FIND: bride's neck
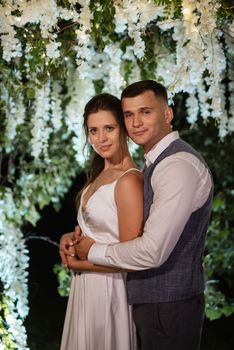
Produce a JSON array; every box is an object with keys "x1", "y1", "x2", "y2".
[{"x1": 103, "y1": 153, "x2": 134, "y2": 171}]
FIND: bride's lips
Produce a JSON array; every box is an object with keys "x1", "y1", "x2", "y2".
[{"x1": 99, "y1": 145, "x2": 112, "y2": 151}]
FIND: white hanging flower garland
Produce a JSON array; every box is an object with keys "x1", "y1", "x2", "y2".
[
  {"x1": 0, "y1": 190, "x2": 29, "y2": 350},
  {"x1": 31, "y1": 82, "x2": 52, "y2": 159},
  {"x1": 65, "y1": 67, "x2": 95, "y2": 165},
  {"x1": 51, "y1": 81, "x2": 63, "y2": 131}
]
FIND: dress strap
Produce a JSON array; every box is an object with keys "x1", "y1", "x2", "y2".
[{"x1": 116, "y1": 168, "x2": 142, "y2": 181}]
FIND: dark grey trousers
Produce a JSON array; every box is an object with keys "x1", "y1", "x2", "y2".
[{"x1": 132, "y1": 293, "x2": 205, "y2": 350}]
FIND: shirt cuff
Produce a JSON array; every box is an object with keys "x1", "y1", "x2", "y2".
[{"x1": 88, "y1": 242, "x2": 110, "y2": 266}]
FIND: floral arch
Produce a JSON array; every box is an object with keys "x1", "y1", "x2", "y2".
[{"x1": 0, "y1": 0, "x2": 233, "y2": 348}]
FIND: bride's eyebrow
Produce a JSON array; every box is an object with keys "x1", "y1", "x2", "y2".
[{"x1": 88, "y1": 123, "x2": 117, "y2": 128}]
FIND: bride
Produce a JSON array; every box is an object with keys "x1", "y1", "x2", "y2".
[{"x1": 60, "y1": 93, "x2": 143, "y2": 350}]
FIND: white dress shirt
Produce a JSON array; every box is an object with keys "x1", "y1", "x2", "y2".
[{"x1": 88, "y1": 131, "x2": 213, "y2": 270}]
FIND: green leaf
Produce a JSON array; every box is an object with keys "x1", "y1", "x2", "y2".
[
  {"x1": 206, "y1": 308, "x2": 222, "y2": 321},
  {"x1": 222, "y1": 305, "x2": 234, "y2": 317},
  {"x1": 26, "y1": 88, "x2": 35, "y2": 99}
]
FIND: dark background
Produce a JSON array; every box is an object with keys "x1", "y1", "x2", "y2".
[{"x1": 25, "y1": 172, "x2": 234, "y2": 350}]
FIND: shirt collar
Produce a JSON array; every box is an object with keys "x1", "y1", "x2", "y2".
[{"x1": 144, "y1": 131, "x2": 180, "y2": 167}]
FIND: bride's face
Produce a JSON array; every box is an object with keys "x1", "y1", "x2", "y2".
[{"x1": 87, "y1": 110, "x2": 123, "y2": 161}]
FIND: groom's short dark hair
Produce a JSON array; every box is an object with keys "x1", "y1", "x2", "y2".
[{"x1": 121, "y1": 80, "x2": 168, "y2": 103}]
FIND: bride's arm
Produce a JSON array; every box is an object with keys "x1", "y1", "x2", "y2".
[{"x1": 115, "y1": 170, "x2": 144, "y2": 242}]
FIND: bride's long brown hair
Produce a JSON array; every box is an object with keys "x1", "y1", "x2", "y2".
[{"x1": 77, "y1": 93, "x2": 127, "y2": 207}]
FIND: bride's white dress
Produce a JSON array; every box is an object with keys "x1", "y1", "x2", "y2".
[{"x1": 60, "y1": 169, "x2": 139, "y2": 350}]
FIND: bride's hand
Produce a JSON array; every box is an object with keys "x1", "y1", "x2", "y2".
[
  {"x1": 73, "y1": 225, "x2": 82, "y2": 243},
  {"x1": 59, "y1": 232, "x2": 76, "y2": 267},
  {"x1": 67, "y1": 245, "x2": 78, "y2": 266}
]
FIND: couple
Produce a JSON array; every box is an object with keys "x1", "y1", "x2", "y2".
[{"x1": 60, "y1": 80, "x2": 213, "y2": 350}]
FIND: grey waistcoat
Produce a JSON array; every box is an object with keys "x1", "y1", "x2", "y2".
[{"x1": 127, "y1": 138, "x2": 213, "y2": 304}]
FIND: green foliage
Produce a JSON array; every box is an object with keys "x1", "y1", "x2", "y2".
[
  {"x1": 216, "y1": 0, "x2": 234, "y2": 22},
  {"x1": 154, "y1": 0, "x2": 182, "y2": 18},
  {"x1": 0, "y1": 295, "x2": 17, "y2": 349},
  {"x1": 205, "y1": 284, "x2": 234, "y2": 321},
  {"x1": 90, "y1": 0, "x2": 117, "y2": 51},
  {"x1": 53, "y1": 264, "x2": 71, "y2": 297},
  {"x1": 138, "y1": 29, "x2": 158, "y2": 79},
  {"x1": 0, "y1": 131, "x2": 81, "y2": 226},
  {"x1": 203, "y1": 191, "x2": 234, "y2": 320},
  {"x1": 205, "y1": 194, "x2": 234, "y2": 279}
]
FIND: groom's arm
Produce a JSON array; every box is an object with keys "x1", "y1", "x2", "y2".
[{"x1": 79, "y1": 156, "x2": 212, "y2": 270}]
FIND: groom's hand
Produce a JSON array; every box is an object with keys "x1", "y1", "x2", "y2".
[{"x1": 76, "y1": 236, "x2": 95, "y2": 260}]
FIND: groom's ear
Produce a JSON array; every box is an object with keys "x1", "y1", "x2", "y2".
[{"x1": 165, "y1": 107, "x2": 173, "y2": 124}]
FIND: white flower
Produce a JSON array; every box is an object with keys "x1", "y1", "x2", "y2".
[
  {"x1": 127, "y1": 63, "x2": 141, "y2": 84},
  {"x1": 186, "y1": 94, "x2": 199, "y2": 124},
  {"x1": 46, "y1": 40, "x2": 61, "y2": 59},
  {"x1": 4, "y1": 93, "x2": 25, "y2": 144},
  {"x1": 103, "y1": 43, "x2": 124, "y2": 96},
  {"x1": 197, "y1": 83, "x2": 211, "y2": 120},
  {"x1": 65, "y1": 68, "x2": 95, "y2": 165},
  {"x1": 74, "y1": 1, "x2": 93, "y2": 72},
  {"x1": 114, "y1": 8, "x2": 127, "y2": 33},
  {"x1": 114, "y1": 0, "x2": 166, "y2": 60},
  {"x1": 31, "y1": 82, "x2": 52, "y2": 158},
  {"x1": 51, "y1": 81, "x2": 63, "y2": 131}
]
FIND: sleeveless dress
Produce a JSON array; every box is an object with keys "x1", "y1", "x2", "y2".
[{"x1": 60, "y1": 169, "x2": 140, "y2": 350}]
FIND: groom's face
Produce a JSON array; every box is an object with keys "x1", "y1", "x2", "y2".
[{"x1": 122, "y1": 90, "x2": 173, "y2": 153}]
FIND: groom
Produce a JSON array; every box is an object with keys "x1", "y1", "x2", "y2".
[{"x1": 61, "y1": 80, "x2": 213, "y2": 350}]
